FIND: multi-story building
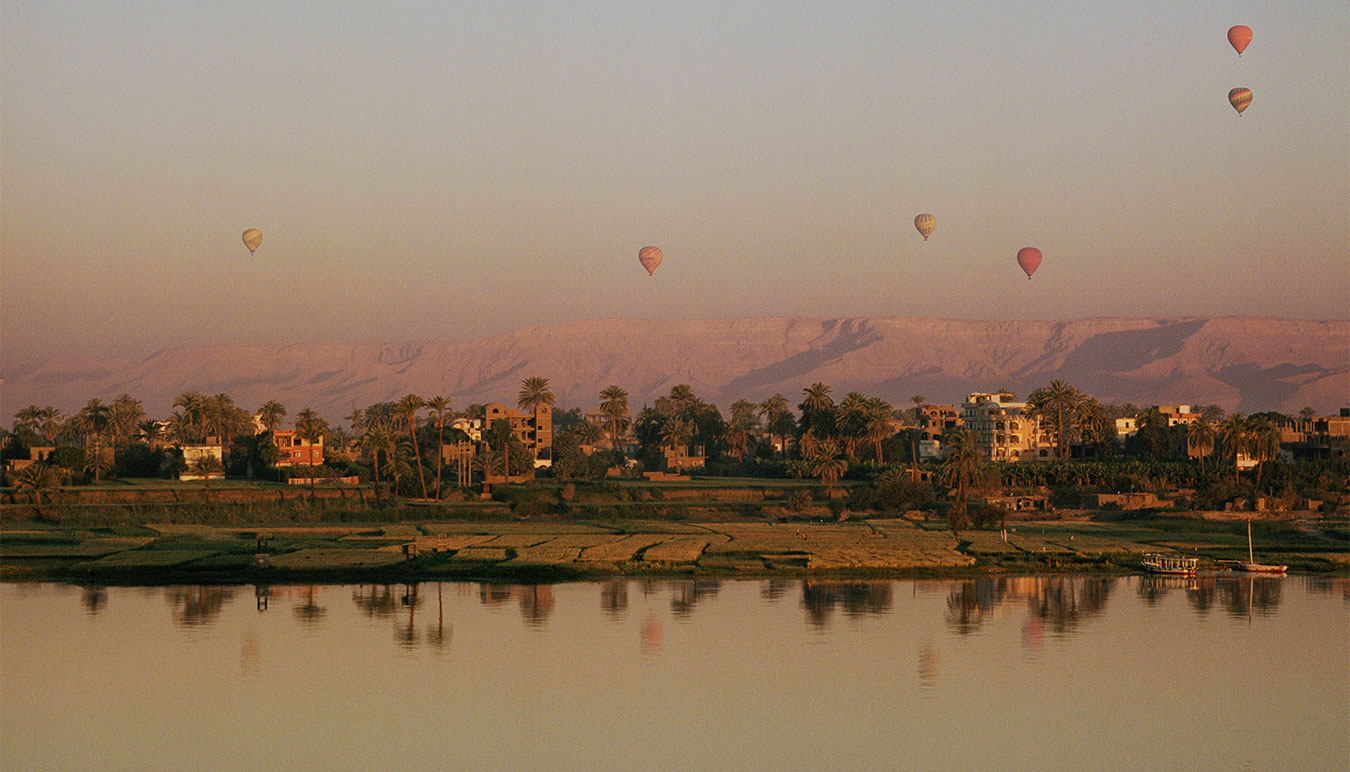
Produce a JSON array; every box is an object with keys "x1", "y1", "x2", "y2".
[
  {"x1": 483, "y1": 402, "x2": 553, "y2": 461},
  {"x1": 917, "y1": 405, "x2": 961, "y2": 460},
  {"x1": 960, "y1": 392, "x2": 1051, "y2": 462},
  {"x1": 272, "y1": 430, "x2": 324, "y2": 467},
  {"x1": 1155, "y1": 405, "x2": 1201, "y2": 427}
]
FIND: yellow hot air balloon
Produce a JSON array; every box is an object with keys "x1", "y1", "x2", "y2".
[
  {"x1": 242, "y1": 229, "x2": 262, "y2": 254},
  {"x1": 914, "y1": 214, "x2": 936, "y2": 241},
  {"x1": 1228, "y1": 88, "x2": 1252, "y2": 115}
]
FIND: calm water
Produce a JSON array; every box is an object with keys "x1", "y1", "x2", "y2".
[{"x1": 2, "y1": 576, "x2": 1347, "y2": 772}]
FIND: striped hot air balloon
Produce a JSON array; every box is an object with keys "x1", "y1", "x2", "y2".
[
  {"x1": 242, "y1": 229, "x2": 262, "y2": 254},
  {"x1": 1227, "y1": 25, "x2": 1252, "y2": 56},
  {"x1": 1228, "y1": 88, "x2": 1252, "y2": 115},
  {"x1": 638, "y1": 246, "x2": 662, "y2": 276},
  {"x1": 914, "y1": 213, "x2": 936, "y2": 241}
]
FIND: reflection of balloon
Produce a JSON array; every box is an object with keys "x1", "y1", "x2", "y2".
[
  {"x1": 640, "y1": 615, "x2": 663, "y2": 652},
  {"x1": 242, "y1": 229, "x2": 262, "y2": 254},
  {"x1": 638, "y1": 246, "x2": 662, "y2": 276},
  {"x1": 1016, "y1": 247, "x2": 1042, "y2": 280},
  {"x1": 1227, "y1": 25, "x2": 1252, "y2": 56},
  {"x1": 914, "y1": 214, "x2": 936, "y2": 241},
  {"x1": 1228, "y1": 88, "x2": 1252, "y2": 115}
]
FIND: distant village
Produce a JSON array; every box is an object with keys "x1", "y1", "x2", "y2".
[{"x1": 4, "y1": 377, "x2": 1348, "y2": 520}]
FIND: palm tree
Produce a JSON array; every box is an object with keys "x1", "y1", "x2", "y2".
[
  {"x1": 835, "y1": 392, "x2": 868, "y2": 460},
  {"x1": 426, "y1": 396, "x2": 452, "y2": 501},
  {"x1": 13, "y1": 405, "x2": 43, "y2": 438},
  {"x1": 9, "y1": 463, "x2": 66, "y2": 514},
  {"x1": 759, "y1": 394, "x2": 791, "y2": 458},
  {"x1": 518, "y1": 376, "x2": 556, "y2": 462},
  {"x1": 75, "y1": 399, "x2": 113, "y2": 483},
  {"x1": 940, "y1": 429, "x2": 981, "y2": 535},
  {"x1": 345, "y1": 407, "x2": 365, "y2": 436},
  {"x1": 1245, "y1": 415, "x2": 1282, "y2": 490},
  {"x1": 1186, "y1": 417, "x2": 1217, "y2": 477},
  {"x1": 294, "y1": 408, "x2": 330, "y2": 500},
  {"x1": 864, "y1": 397, "x2": 893, "y2": 463},
  {"x1": 257, "y1": 401, "x2": 287, "y2": 433},
  {"x1": 362, "y1": 423, "x2": 396, "y2": 498},
  {"x1": 37, "y1": 406, "x2": 65, "y2": 444},
  {"x1": 396, "y1": 394, "x2": 429, "y2": 499},
  {"x1": 599, "y1": 385, "x2": 630, "y2": 451},
  {"x1": 799, "y1": 382, "x2": 835, "y2": 439},
  {"x1": 726, "y1": 399, "x2": 758, "y2": 461},
  {"x1": 809, "y1": 438, "x2": 847, "y2": 501},
  {"x1": 173, "y1": 391, "x2": 208, "y2": 442},
  {"x1": 573, "y1": 420, "x2": 604, "y2": 450},
  {"x1": 1078, "y1": 397, "x2": 1114, "y2": 456},
  {"x1": 1028, "y1": 380, "x2": 1080, "y2": 459},
  {"x1": 1219, "y1": 412, "x2": 1248, "y2": 483},
  {"x1": 110, "y1": 394, "x2": 145, "y2": 448},
  {"x1": 137, "y1": 419, "x2": 164, "y2": 447}
]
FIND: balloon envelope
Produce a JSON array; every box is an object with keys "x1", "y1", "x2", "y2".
[
  {"x1": 1016, "y1": 247, "x2": 1042, "y2": 279},
  {"x1": 1227, "y1": 25, "x2": 1251, "y2": 56},
  {"x1": 1228, "y1": 87, "x2": 1252, "y2": 115},
  {"x1": 914, "y1": 213, "x2": 936, "y2": 241},
  {"x1": 638, "y1": 246, "x2": 662, "y2": 276},
  {"x1": 242, "y1": 229, "x2": 262, "y2": 253}
]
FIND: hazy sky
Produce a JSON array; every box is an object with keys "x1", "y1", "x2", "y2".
[{"x1": 3, "y1": 1, "x2": 1347, "y2": 362}]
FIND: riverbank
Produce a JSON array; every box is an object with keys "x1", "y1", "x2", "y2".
[{"x1": 3, "y1": 515, "x2": 1346, "y2": 584}]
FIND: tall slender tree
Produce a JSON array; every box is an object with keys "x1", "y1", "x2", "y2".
[
  {"x1": 75, "y1": 399, "x2": 113, "y2": 483},
  {"x1": 1028, "y1": 380, "x2": 1080, "y2": 459},
  {"x1": 293, "y1": 408, "x2": 330, "y2": 499},
  {"x1": 396, "y1": 394, "x2": 429, "y2": 499},
  {"x1": 1186, "y1": 417, "x2": 1217, "y2": 477},
  {"x1": 599, "y1": 385, "x2": 630, "y2": 451},
  {"x1": 426, "y1": 396, "x2": 452, "y2": 500},
  {"x1": 1219, "y1": 412, "x2": 1248, "y2": 483},
  {"x1": 809, "y1": 438, "x2": 847, "y2": 501},
  {"x1": 258, "y1": 401, "x2": 287, "y2": 433},
  {"x1": 518, "y1": 376, "x2": 556, "y2": 461}
]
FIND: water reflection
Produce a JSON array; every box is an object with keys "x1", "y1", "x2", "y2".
[
  {"x1": 517, "y1": 585, "x2": 554, "y2": 626},
  {"x1": 945, "y1": 577, "x2": 1113, "y2": 637},
  {"x1": 81, "y1": 584, "x2": 107, "y2": 615},
  {"x1": 600, "y1": 580, "x2": 627, "y2": 616},
  {"x1": 759, "y1": 579, "x2": 790, "y2": 601},
  {"x1": 801, "y1": 582, "x2": 893, "y2": 628},
  {"x1": 293, "y1": 586, "x2": 326, "y2": 625},
  {"x1": 167, "y1": 586, "x2": 235, "y2": 626},
  {"x1": 425, "y1": 583, "x2": 450, "y2": 649},
  {"x1": 395, "y1": 584, "x2": 421, "y2": 648},
  {"x1": 669, "y1": 579, "x2": 721, "y2": 618}
]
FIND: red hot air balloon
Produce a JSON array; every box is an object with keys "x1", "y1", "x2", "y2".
[
  {"x1": 1016, "y1": 247, "x2": 1042, "y2": 280},
  {"x1": 638, "y1": 246, "x2": 662, "y2": 276},
  {"x1": 1227, "y1": 25, "x2": 1252, "y2": 56}
]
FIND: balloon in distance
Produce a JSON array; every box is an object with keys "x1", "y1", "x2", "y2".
[
  {"x1": 638, "y1": 246, "x2": 663, "y2": 276},
  {"x1": 1227, "y1": 25, "x2": 1252, "y2": 56},
  {"x1": 242, "y1": 229, "x2": 262, "y2": 254},
  {"x1": 1016, "y1": 247, "x2": 1042, "y2": 280},
  {"x1": 1228, "y1": 87, "x2": 1252, "y2": 115},
  {"x1": 914, "y1": 214, "x2": 936, "y2": 241}
]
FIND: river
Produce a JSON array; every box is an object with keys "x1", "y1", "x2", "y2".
[{"x1": 2, "y1": 576, "x2": 1347, "y2": 771}]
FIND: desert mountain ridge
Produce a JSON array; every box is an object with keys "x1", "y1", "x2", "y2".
[{"x1": 2, "y1": 316, "x2": 1345, "y2": 422}]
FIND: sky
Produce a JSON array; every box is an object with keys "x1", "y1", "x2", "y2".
[{"x1": 3, "y1": 0, "x2": 1347, "y2": 362}]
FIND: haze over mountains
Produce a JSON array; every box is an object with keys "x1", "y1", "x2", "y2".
[{"x1": 2, "y1": 317, "x2": 1345, "y2": 421}]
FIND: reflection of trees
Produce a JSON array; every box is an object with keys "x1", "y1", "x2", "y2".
[
  {"x1": 670, "y1": 580, "x2": 721, "y2": 618},
  {"x1": 352, "y1": 585, "x2": 400, "y2": 617},
  {"x1": 81, "y1": 585, "x2": 107, "y2": 615},
  {"x1": 1220, "y1": 577, "x2": 1283, "y2": 619},
  {"x1": 517, "y1": 585, "x2": 554, "y2": 626},
  {"x1": 395, "y1": 584, "x2": 420, "y2": 648},
  {"x1": 600, "y1": 581, "x2": 628, "y2": 615},
  {"x1": 945, "y1": 580, "x2": 1002, "y2": 635},
  {"x1": 1304, "y1": 577, "x2": 1349, "y2": 602},
  {"x1": 1029, "y1": 578, "x2": 1112, "y2": 635},
  {"x1": 478, "y1": 583, "x2": 513, "y2": 606},
  {"x1": 942, "y1": 577, "x2": 1114, "y2": 636},
  {"x1": 167, "y1": 586, "x2": 235, "y2": 626},
  {"x1": 803, "y1": 582, "x2": 894, "y2": 629},
  {"x1": 1136, "y1": 576, "x2": 1188, "y2": 606},
  {"x1": 760, "y1": 579, "x2": 790, "y2": 602},
  {"x1": 426, "y1": 583, "x2": 450, "y2": 650},
  {"x1": 294, "y1": 586, "x2": 327, "y2": 625},
  {"x1": 1186, "y1": 578, "x2": 1217, "y2": 614}
]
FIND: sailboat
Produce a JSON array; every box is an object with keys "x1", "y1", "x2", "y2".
[{"x1": 1236, "y1": 519, "x2": 1287, "y2": 574}]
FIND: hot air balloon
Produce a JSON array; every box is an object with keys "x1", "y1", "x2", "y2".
[
  {"x1": 638, "y1": 246, "x2": 662, "y2": 276},
  {"x1": 1227, "y1": 25, "x2": 1252, "y2": 56},
  {"x1": 914, "y1": 213, "x2": 936, "y2": 241},
  {"x1": 242, "y1": 229, "x2": 262, "y2": 254},
  {"x1": 1016, "y1": 247, "x2": 1042, "y2": 280},
  {"x1": 1228, "y1": 87, "x2": 1252, "y2": 115}
]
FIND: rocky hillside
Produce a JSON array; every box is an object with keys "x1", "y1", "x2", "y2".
[{"x1": 2, "y1": 317, "x2": 1345, "y2": 420}]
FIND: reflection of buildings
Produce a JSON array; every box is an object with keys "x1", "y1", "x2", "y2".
[
  {"x1": 517, "y1": 585, "x2": 554, "y2": 625},
  {"x1": 944, "y1": 577, "x2": 1114, "y2": 636},
  {"x1": 167, "y1": 585, "x2": 235, "y2": 626},
  {"x1": 669, "y1": 579, "x2": 721, "y2": 617},
  {"x1": 600, "y1": 581, "x2": 628, "y2": 615}
]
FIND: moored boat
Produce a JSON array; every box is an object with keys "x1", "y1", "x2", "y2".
[
  {"x1": 1236, "y1": 520, "x2": 1287, "y2": 574},
  {"x1": 1141, "y1": 553, "x2": 1199, "y2": 576}
]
